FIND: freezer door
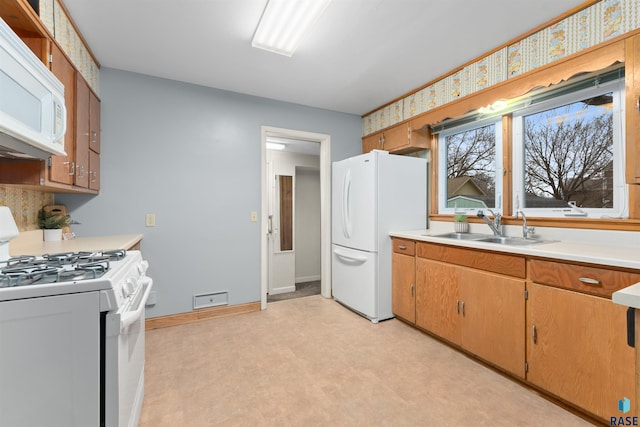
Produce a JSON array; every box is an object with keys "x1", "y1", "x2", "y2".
[
  {"x1": 331, "y1": 153, "x2": 377, "y2": 252},
  {"x1": 331, "y1": 245, "x2": 377, "y2": 320}
]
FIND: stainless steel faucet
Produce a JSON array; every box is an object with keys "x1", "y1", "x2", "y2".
[
  {"x1": 515, "y1": 210, "x2": 533, "y2": 239},
  {"x1": 477, "y1": 209, "x2": 502, "y2": 236}
]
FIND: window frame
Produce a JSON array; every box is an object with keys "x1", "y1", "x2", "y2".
[
  {"x1": 511, "y1": 78, "x2": 626, "y2": 219},
  {"x1": 437, "y1": 118, "x2": 503, "y2": 216}
]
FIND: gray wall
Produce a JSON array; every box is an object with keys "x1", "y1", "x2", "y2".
[
  {"x1": 57, "y1": 68, "x2": 362, "y2": 318},
  {"x1": 295, "y1": 167, "x2": 321, "y2": 282}
]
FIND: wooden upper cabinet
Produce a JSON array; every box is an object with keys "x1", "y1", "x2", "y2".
[
  {"x1": 75, "y1": 76, "x2": 90, "y2": 188},
  {"x1": 626, "y1": 34, "x2": 640, "y2": 185},
  {"x1": 89, "y1": 149, "x2": 100, "y2": 191},
  {"x1": 362, "y1": 132, "x2": 382, "y2": 153},
  {"x1": 382, "y1": 123, "x2": 430, "y2": 153},
  {"x1": 362, "y1": 123, "x2": 430, "y2": 154},
  {"x1": 89, "y1": 91, "x2": 100, "y2": 153},
  {"x1": 49, "y1": 42, "x2": 74, "y2": 185}
]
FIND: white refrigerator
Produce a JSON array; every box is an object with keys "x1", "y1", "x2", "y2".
[{"x1": 331, "y1": 150, "x2": 427, "y2": 323}]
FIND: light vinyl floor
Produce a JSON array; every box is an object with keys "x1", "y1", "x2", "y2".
[{"x1": 139, "y1": 295, "x2": 595, "y2": 426}]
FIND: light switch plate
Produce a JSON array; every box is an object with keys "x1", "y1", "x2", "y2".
[
  {"x1": 145, "y1": 213, "x2": 156, "y2": 227},
  {"x1": 251, "y1": 211, "x2": 257, "y2": 222}
]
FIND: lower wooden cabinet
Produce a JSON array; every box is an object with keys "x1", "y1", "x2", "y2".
[
  {"x1": 415, "y1": 258, "x2": 525, "y2": 377},
  {"x1": 392, "y1": 239, "x2": 416, "y2": 323},
  {"x1": 527, "y1": 282, "x2": 635, "y2": 420},
  {"x1": 391, "y1": 238, "x2": 638, "y2": 422}
]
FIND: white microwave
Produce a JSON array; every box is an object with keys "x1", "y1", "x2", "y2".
[{"x1": 0, "y1": 17, "x2": 66, "y2": 159}]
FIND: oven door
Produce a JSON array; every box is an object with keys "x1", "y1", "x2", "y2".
[{"x1": 104, "y1": 276, "x2": 153, "y2": 427}]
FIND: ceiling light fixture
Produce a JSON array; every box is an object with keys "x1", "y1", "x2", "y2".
[
  {"x1": 252, "y1": 0, "x2": 332, "y2": 57},
  {"x1": 266, "y1": 142, "x2": 286, "y2": 150}
]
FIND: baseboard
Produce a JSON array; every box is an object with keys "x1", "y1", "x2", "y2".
[
  {"x1": 295, "y1": 275, "x2": 320, "y2": 283},
  {"x1": 145, "y1": 301, "x2": 261, "y2": 330},
  {"x1": 268, "y1": 285, "x2": 296, "y2": 295}
]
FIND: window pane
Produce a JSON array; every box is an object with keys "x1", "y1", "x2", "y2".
[
  {"x1": 446, "y1": 124, "x2": 496, "y2": 210},
  {"x1": 522, "y1": 93, "x2": 613, "y2": 209}
]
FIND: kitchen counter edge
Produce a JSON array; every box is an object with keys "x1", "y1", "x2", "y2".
[
  {"x1": 9, "y1": 231, "x2": 144, "y2": 256},
  {"x1": 390, "y1": 230, "x2": 640, "y2": 270}
]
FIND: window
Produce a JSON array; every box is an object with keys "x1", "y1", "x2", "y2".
[
  {"x1": 438, "y1": 119, "x2": 503, "y2": 215},
  {"x1": 512, "y1": 78, "x2": 626, "y2": 218}
]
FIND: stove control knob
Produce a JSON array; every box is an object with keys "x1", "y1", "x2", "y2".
[{"x1": 123, "y1": 278, "x2": 137, "y2": 297}]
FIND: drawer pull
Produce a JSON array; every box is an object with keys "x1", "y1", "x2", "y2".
[
  {"x1": 532, "y1": 325, "x2": 537, "y2": 344},
  {"x1": 398, "y1": 245, "x2": 407, "y2": 250},
  {"x1": 410, "y1": 284, "x2": 414, "y2": 297},
  {"x1": 578, "y1": 277, "x2": 601, "y2": 285},
  {"x1": 461, "y1": 301, "x2": 465, "y2": 317}
]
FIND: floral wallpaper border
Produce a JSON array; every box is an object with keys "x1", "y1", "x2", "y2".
[
  {"x1": 362, "y1": 0, "x2": 640, "y2": 136},
  {"x1": 39, "y1": 0, "x2": 100, "y2": 94}
]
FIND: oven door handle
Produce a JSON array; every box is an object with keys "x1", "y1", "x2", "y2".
[{"x1": 120, "y1": 277, "x2": 153, "y2": 332}]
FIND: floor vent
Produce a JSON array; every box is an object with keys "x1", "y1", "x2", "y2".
[{"x1": 193, "y1": 291, "x2": 229, "y2": 309}]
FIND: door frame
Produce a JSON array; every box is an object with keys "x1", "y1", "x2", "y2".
[{"x1": 260, "y1": 126, "x2": 332, "y2": 309}]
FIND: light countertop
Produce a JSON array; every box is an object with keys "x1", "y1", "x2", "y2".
[
  {"x1": 613, "y1": 283, "x2": 640, "y2": 309},
  {"x1": 390, "y1": 229, "x2": 640, "y2": 270},
  {"x1": 9, "y1": 230, "x2": 143, "y2": 256}
]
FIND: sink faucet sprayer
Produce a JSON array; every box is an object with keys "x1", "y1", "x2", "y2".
[{"x1": 477, "y1": 209, "x2": 502, "y2": 236}]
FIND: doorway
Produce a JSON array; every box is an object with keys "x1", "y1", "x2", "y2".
[{"x1": 260, "y1": 126, "x2": 331, "y2": 310}]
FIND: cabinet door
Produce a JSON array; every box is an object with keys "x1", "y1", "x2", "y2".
[
  {"x1": 381, "y1": 123, "x2": 409, "y2": 152},
  {"x1": 49, "y1": 43, "x2": 74, "y2": 185},
  {"x1": 362, "y1": 133, "x2": 382, "y2": 153},
  {"x1": 527, "y1": 282, "x2": 635, "y2": 420},
  {"x1": 416, "y1": 258, "x2": 461, "y2": 345},
  {"x1": 89, "y1": 91, "x2": 100, "y2": 153},
  {"x1": 459, "y1": 268, "x2": 525, "y2": 378},
  {"x1": 89, "y1": 149, "x2": 100, "y2": 191},
  {"x1": 74, "y1": 76, "x2": 90, "y2": 188},
  {"x1": 392, "y1": 252, "x2": 415, "y2": 323},
  {"x1": 626, "y1": 34, "x2": 640, "y2": 185}
]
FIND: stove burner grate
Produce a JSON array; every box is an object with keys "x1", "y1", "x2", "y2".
[{"x1": 0, "y1": 251, "x2": 121, "y2": 288}]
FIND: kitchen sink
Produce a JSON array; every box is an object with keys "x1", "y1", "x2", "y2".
[
  {"x1": 429, "y1": 232, "x2": 555, "y2": 246},
  {"x1": 474, "y1": 236, "x2": 554, "y2": 246},
  {"x1": 430, "y1": 232, "x2": 490, "y2": 240}
]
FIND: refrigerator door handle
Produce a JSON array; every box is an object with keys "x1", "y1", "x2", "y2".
[
  {"x1": 333, "y1": 247, "x2": 367, "y2": 264},
  {"x1": 342, "y1": 169, "x2": 352, "y2": 239}
]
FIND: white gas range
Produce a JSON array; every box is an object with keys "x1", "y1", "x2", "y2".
[{"x1": 0, "y1": 242, "x2": 153, "y2": 426}]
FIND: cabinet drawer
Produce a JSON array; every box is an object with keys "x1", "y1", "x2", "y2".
[
  {"x1": 393, "y1": 239, "x2": 415, "y2": 256},
  {"x1": 417, "y1": 242, "x2": 525, "y2": 278},
  {"x1": 530, "y1": 259, "x2": 640, "y2": 298}
]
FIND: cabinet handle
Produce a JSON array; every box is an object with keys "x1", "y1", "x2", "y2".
[
  {"x1": 532, "y1": 325, "x2": 537, "y2": 344},
  {"x1": 90, "y1": 171, "x2": 97, "y2": 182},
  {"x1": 410, "y1": 284, "x2": 414, "y2": 297},
  {"x1": 64, "y1": 161, "x2": 75, "y2": 176},
  {"x1": 456, "y1": 300, "x2": 460, "y2": 314},
  {"x1": 398, "y1": 245, "x2": 407, "y2": 250},
  {"x1": 378, "y1": 136, "x2": 383, "y2": 147},
  {"x1": 91, "y1": 131, "x2": 97, "y2": 143},
  {"x1": 578, "y1": 277, "x2": 601, "y2": 285},
  {"x1": 461, "y1": 301, "x2": 465, "y2": 316},
  {"x1": 77, "y1": 165, "x2": 85, "y2": 179}
]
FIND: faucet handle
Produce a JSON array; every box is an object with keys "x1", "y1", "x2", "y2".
[{"x1": 526, "y1": 227, "x2": 536, "y2": 239}]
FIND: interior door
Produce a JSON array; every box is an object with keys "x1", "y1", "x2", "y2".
[{"x1": 267, "y1": 163, "x2": 295, "y2": 295}]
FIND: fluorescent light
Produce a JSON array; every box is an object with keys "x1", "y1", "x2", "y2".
[
  {"x1": 266, "y1": 142, "x2": 286, "y2": 150},
  {"x1": 252, "y1": 0, "x2": 331, "y2": 57}
]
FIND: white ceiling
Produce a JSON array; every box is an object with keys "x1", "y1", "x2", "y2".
[{"x1": 62, "y1": 0, "x2": 586, "y2": 116}]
